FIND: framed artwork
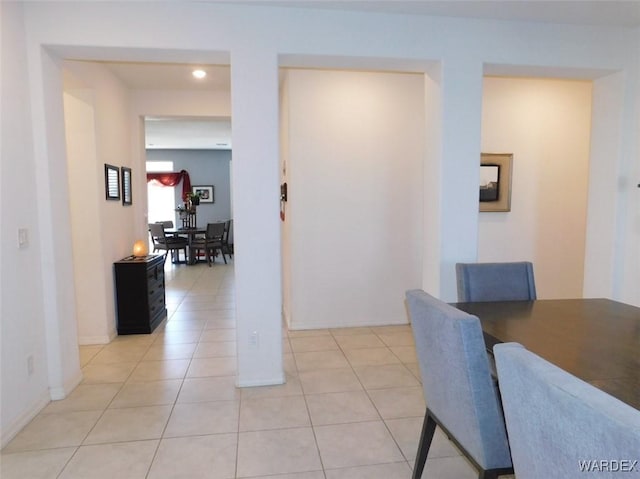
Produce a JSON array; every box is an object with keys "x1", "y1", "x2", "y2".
[
  {"x1": 192, "y1": 185, "x2": 214, "y2": 203},
  {"x1": 480, "y1": 153, "x2": 513, "y2": 212},
  {"x1": 122, "y1": 167, "x2": 132, "y2": 205},
  {"x1": 105, "y1": 164, "x2": 120, "y2": 200}
]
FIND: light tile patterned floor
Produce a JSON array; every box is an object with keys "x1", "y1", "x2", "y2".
[{"x1": 1, "y1": 261, "x2": 481, "y2": 478}]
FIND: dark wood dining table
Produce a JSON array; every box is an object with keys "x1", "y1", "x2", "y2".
[
  {"x1": 453, "y1": 298, "x2": 640, "y2": 409},
  {"x1": 164, "y1": 228, "x2": 205, "y2": 265}
]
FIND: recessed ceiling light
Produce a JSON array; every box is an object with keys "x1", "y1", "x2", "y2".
[{"x1": 192, "y1": 69, "x2": 206, "y2": 79}]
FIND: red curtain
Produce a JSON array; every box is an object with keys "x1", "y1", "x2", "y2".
[{"x1": 146, "y1": 170, "x2": 191, "y2": 201}]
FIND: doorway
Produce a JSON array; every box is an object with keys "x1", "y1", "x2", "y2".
[{"x1": 146, "y1": 160, "x2": 176, "y2": 225}]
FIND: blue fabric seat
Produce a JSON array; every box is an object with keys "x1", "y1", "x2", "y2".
[
  {"x1": 405, "y1": 289, "x2": 513, "y2": 479},
  {"x1": 494, "y1": 342, "x2": 640, "y2": 479},
  {"x1": 456, "y1": 261, "x2": 536, "y2": 302}
]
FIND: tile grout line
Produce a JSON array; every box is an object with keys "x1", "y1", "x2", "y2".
[{"x1": 331, "y1": 329, "x2": 414, "y2": 472}]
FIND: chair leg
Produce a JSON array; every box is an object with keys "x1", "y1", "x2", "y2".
[
  {"x1": 413, "y1": 410, "x2": 436, "y2": 479},
  {"x1": 220, "y1": 247, "x2": 227, "y2": 264}
]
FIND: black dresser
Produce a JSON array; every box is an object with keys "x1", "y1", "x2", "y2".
[{"x1": 114, "y1": 254, "x2": 167, "y2": 334}]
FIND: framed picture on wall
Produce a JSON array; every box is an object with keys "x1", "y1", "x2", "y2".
[
  {"x1": 192, "y1": 185, "x2": 214, "y2": 203},
  {"x1": 122, "y1": 167, "x2": 132, "y2": 205},
  {"x1": 480, "y1": 153, "x2": 512, "y2": 212},
  {"x1": 105, "y1": 164, "x2": 120, "y2": 201}
]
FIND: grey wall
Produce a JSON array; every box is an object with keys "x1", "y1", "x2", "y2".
[{"x1": 146, "y1": 149, "x2": 232, "y2": 228}]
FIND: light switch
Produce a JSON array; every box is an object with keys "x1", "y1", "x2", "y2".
[{"x1": 18, "y1": 228, "x2": 28, "y2": 248}]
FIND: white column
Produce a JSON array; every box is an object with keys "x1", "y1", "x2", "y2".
[
  {"x1": 422, "y1": 65, "x2": 443, "y2": 296},
  {"x1": 30, "y1": 48, "x2": 82, "y2": 398},
  {"x1": 231, "y1": 47, "x2": 284, "y2": 386},
  {"x1": 583, "y1": 72, "x2": 626, "y2": 300},
  {"x1": 437, "y1": 59, "x2": 484, "y2": 301}
]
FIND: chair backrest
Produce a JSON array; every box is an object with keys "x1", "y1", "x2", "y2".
[
  {"x1": 222, "y1": 219, "x2": 231, "y2": 242},
  {"x1": 149, "y1": 223, "x2": 166, "y2": 242},
  {"x1": 406, "y1": 289, "x2": 512, "y2": 470},
  {"x1": 158, "y1": 220, "x2": 174, "y2": 228},
  {"x1": 206, "y1": 222, "x2": 225, "y2": 240},
  {"x1": 456, "y1": 261, "x2": 536, "y2": 302},
  {"x1": 227, "y1": 219, "x2": 233, "y2": 244},
  {"x1": 494, "y1": 343, "x2": 640, "y2": 479}
]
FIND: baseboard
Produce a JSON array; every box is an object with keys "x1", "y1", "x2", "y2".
[
  {"x1": 49, "y1": 369, "x2": 83, "y2": 400},
  {"x1": 1, "y1": 391, "x2": 51, "y2": 449},
  {"x1": 236, "y1": 373, "x2": 286, "y2": 388},
  {"x1": 288, "y1": 317, "x2": 409, "y2": 331}
]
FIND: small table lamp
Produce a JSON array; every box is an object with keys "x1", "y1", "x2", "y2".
[{"x1": 132, "y1": 240, "x2": 148, "y2": 257}]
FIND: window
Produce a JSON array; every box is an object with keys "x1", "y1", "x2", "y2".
[{"x1": 146, "y1": 161, "x2": 175, "y2": 224}]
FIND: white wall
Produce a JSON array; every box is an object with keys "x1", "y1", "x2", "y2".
[
  {"x1": 480, "y1": 77, "x2": 593, "y2": 299},
  {"x1": 421, "y1": 66, "x2": 444, "y2": 296},
  {"x1": 63, "y1": 60, "x2": 135, "y2": 344},
  {"x1": 3, "y1": 1, "x2": 639, "y2": 446},
  {"x1": 284, "y1": 69, "x2": 424, "y2": 329},
  {"x1": 628, "y1": 28, "x2": 640, "y2": 301},
  {"x1": 280, "y1": 72, "x2": 292, "y2": 325},
  {"x1": 583, "y1": 72, "x2": 625, "y2": 299},
  {"x1": 1, "y1": 2, "x2": 52, "y2": 445},
  {"x1": 64, "y1": 90, "x2": 107, "y2": 343}
]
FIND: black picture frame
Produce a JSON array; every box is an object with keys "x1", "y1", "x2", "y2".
[
  {"x1": 480, "y1": 153, "x2": 513, "y2": 212},
  {"x1": 122, "y1": 167, "x2": 132, "y2": 205},
  {"x1": 192, "y1": 185, "x2": 214, "y2": 203},
  {"x1": 105, "y1": 164, "x2": 120, "y2": 200}
]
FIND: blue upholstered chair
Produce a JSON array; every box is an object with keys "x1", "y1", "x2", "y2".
[
  {"x1": 494, "y1": 343, "x2": 640, "y2": 479},
  {"x1": 405, "y1": 290, "x2": 513, "y2": 479},
  {"x1": 456, "y1": 261, "x2": 536, "y2": 302}
]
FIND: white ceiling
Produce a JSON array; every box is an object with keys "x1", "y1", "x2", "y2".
[
  {"x1": 102, "y1": 1, "x2": 640, "y2": 150},
  {"x1": 106, "y1": 63, "x2": 231, "y2": 91},
  {"x1": 101, "y1": 63, "x2": 233, "y2": 150},
  {"x1": 145, "y1": 116, "x2": 233, "y2": 150}
]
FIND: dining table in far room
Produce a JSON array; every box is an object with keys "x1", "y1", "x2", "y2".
[{"x1": 164, "y1": 227, "x2": 206, "y2": 265}]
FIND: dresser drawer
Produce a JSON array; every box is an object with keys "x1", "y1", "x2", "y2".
[
  {"x1": 148, "y1": 289, "x2": 166, "y2": 319},
  {"x1": 147, "y1": 276, "x2": 164, "y2": 299},
  {"x1": 114, "y1": 254, "x2": 167, "y2": 335}
]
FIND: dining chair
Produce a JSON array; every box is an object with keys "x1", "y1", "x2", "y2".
[
  {"x1": 191, "y1": 222, "x2": 226, "y2": 266},
  {"x1": 494, "y1": 342, "x2": 640, "y2": 479},
  {"x1": 405, "y1": 289, "x2": 513, "y2": 479},
  {"x1": 222, "y1": 219, "x2": 233, "y2": 258},
  {"x1": 455, "y1": 261, "x2": 536, "y2": 302},
  {"x1": 149, "y1": 222, "x2": 188, "y2": 264}
]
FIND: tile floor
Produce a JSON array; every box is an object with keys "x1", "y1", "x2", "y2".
[{"x1": 1, "y1": 261, "x2": 482, "y2": 478}]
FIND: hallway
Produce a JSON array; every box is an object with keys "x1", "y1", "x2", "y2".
[{"x1": 1, "y1": 261, "x2": 476, "y2": 478}]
